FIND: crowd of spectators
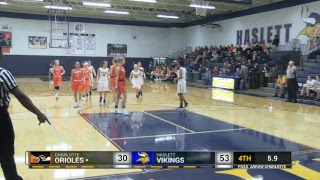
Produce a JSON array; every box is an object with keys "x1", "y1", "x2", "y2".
[{"x1": 147, "y1": 41, "x2": 281, "y2": 91}]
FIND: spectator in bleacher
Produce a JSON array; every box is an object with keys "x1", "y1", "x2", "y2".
[
  {"x1": 246, "y1": 50, "x2": 253, "y2": 60},
  {"x1": 229, "y1": 44, "x2": 235, "y2": 51},
  {"x1": 241, "y1": 63, "x2": 248, "y2": 78},
  {"x1": 164, "y1": 67, "x2": 173, "y2": 82},
  {"x1": 203, "y1": 68, "x2": 212, "y2": 85},
  {"x1": 233, "y1": 68, "x2": 243, "y2": 90},
  {"x1": 305, "y1": 76, "x2": 320, "y2": 99},
  {"x1": 286, "y1": 61, "x2": 298, "y2": 103},
  {"x1": 193, "y1": 60, "x2": 200, "y2": 72},
  {"x1": 254, "y1": 43, "x2": 262, "y2": 52},
  {"x1": 213, "y1": 67, "x2": 219, "y2": 75},
  {"x1": 249, "y1": 63, "x2": 260, "y2": 89},
  {"x1": 239, "y1": 63, "x2": 248, "y2": 89},
  {"x1": 273, "y1": 74, "x2": 286, "y2": 98},
  {"x1": 300, "y1": 76, "x2": 315, "y2": 97},
  {"x1": 272, "y1": 35, "x2": 279, "y2": 52},
  {"x1": 212, "y1": 51, "x2": 219, "y2": 62},
  {"x1": 262, "y1": 63, "x2": 271, "y2": 87},
  {"x1": 261, "y1": 42, "x2": 267, "y2": 52}
]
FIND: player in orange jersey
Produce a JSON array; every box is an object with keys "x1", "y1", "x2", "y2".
[
  {"x1": 70, "y1": 62, "x2": 85, "y2": 108},
  {"x1": 114, "y1": 57, "x2": 129, "y2": 115},
  {"x1": 52, "y1": 60, "x2": 65, "y2": 100},
  {"x1": 81, "y1": 61, "x2": 92, "y2": 101},
  {"x1": 109, "y1": 57, "x2": 119, "y2": 108}
]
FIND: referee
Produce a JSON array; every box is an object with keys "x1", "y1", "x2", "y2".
[
  {"x1": 286, "y1": 61, "x2": 297, "y2": 103},
  {"x1": 0, "y1": 46, "x2": 50, "y2": 179}
]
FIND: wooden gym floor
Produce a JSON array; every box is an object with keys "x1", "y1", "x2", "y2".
[{"x1": 1, "y1": 78, "x2": 319, "y2": 180}]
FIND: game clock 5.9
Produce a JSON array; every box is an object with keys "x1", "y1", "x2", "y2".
[{"x1": 0, "y1": 32, "x2": 12, "y2": 47}]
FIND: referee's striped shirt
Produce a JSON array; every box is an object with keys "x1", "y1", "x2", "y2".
[{"x1": 0, "y1": 67, "x2": 17, "y2": 107}]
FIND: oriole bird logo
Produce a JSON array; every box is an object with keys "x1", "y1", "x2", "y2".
[
  {"x1": 297, "y1": 6, "x2": 320, "y2": 51},
  {"x1": 136, "y1": 152, "x2": 150, "y2": 164},
  {"x1": 30, "y1": 155, "x2": 50, "y2": 163}
]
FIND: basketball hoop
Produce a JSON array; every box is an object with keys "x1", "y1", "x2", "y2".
[{"x1": 192, "y1": 0, "x2": 208, "y2": 17}]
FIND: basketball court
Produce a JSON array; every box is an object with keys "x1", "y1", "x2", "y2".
[{"x1": 1, "y1": 78, "x2": 319, "y2": 180}]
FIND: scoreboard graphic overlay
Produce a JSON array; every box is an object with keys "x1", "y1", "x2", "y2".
[{"x1": 26, "y1": 151, "x2": 292, "y2": 169}]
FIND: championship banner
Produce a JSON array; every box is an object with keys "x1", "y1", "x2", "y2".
[
  {"x1": 28, "y1": 36, "x2": 47, "y2": 49},
  {"x1": 212, "y1": 77, "x2": 235, "y2": 90},
  {"x1": 107, "y1": 44, "x2": 127, "y2": 57}
]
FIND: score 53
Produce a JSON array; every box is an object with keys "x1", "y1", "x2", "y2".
[{"x1": 216, "y1": 152, "x2": 233, "y2": 164}]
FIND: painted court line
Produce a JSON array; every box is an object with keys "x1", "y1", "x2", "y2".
[
  {"x1": 294, "y1": 149, "x2": 320, "y2": 154},
  {"x1": 142, "y1": 111, "x2": 195, "y2": 133},
  {"x1": 110, "y1": 128, "x2": 247, "y2": 140},
  {"x1": 43, "y1": 110, "x2": 62, "y2": 143},
  {"x1": 78, "y1": 111, "x2": 124, "y2": 151}
]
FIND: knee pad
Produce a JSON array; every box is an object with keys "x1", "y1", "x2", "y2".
[{"x1": 55, "y1": 86, "x2": 60, "y2": 90}]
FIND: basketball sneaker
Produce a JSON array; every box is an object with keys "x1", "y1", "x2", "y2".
[
  {"x1": 78, "y1": 101, "x2": 82, "y2": 107},
  {"x1": 54, "y1": 94, "x2": 59, "y2": 100},
  {"x1": 82, "y1": 96, "x2": 86, "y2": 101},
  {"x1": 74, "y1": 102, "x2": 78, "y2": 108},
  {"x1": 109, "y1": 103, "x2": 115, "y2": 108}
]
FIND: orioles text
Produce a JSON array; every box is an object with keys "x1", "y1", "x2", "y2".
[{"x1": 54, "y1": 157, "x2": 85, "y2": 164}]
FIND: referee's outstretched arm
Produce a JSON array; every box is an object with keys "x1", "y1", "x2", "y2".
[{"x1": 0, "y1": 47, "x2": 50, "y2": 125}]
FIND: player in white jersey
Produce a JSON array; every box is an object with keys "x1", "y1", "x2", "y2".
[
  {"x1": 129, "y1": 64, "x2": 143, "y2": 99},
  {"x1": 137, "y1": 62, "x2": 145, "y2": 97},
  {"x1": 87, "y1": 60, "x2": 96, "y2": 97},
  {"x1": 173, "y1": 61, "x2": 189, "y2": 109},
  {"x1": 97, "y1": 61, "x2": 110, "y2": 105}
]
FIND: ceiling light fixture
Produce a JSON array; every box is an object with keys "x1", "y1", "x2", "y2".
[
  {"x1": 190, "y1": 4, "x2": 215, "y2": 9},
  {"x1": 82, "y1": 1, "x2": 111, "y2": 7},
  {"x1": 104, "y1": 10, "x2": 129, "y2": 15},
  {"x1": 157, "y1": 14, "x2": 179, "y2": 19},
  {"x1": 45, "y1": 5, "x2": 72, "y2": 10},
  {"x1": 0, "y1": 1, "x2": 7, "y2": 5}
]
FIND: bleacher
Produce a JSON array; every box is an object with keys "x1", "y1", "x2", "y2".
[{"x1": 166, "y1": 38, "x2": 320, "y2": 105}]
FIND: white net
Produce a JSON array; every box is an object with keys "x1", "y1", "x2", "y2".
[{"x1": 193, "y1": 1, "x2": 208, "y2": 16}]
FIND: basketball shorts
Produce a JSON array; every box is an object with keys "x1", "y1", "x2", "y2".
[
  {"x1": 117, "y1": 81, "x2": 126, "y2": 94},
  {"x1": 84, "y1": 79, "x2": 90, "y2": 88},
  {"x1": 71, "y1": 81, "x2": 84, "y2": 92},
  {"x1": 132, "y1": 78, "x2": 141, "y2": 89},
  {"x1": 138, "y1": 77, "x2": 144, "y2": 86},
  {"x1": 177, "y1": 80, "x2": 186, "y2": 94},
  {"x1": 53, "y1": 77, "x2": 62, "y2": 86},
  {"x1": 110, "y1": 78, "x2": 116, "y2": 89}
]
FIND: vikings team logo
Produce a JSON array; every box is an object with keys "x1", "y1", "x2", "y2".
[
  {"x1": 297, "y1": 6, "x2": 320, "y2": 51},
  {"x1": 136, "y1": 152, "x2": 150, "y2": 164}
]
